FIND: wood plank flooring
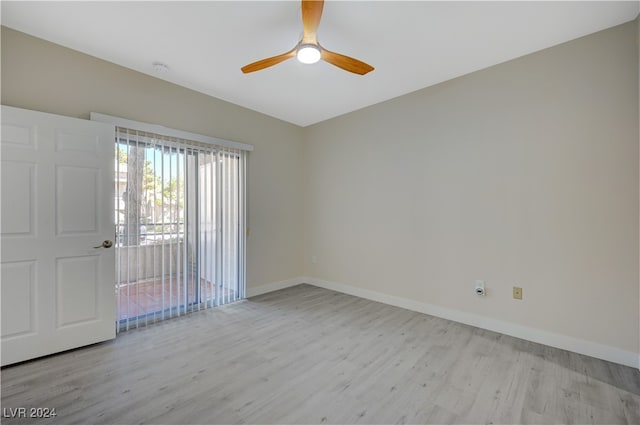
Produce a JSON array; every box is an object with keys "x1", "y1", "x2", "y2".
[{"x1": 2, "y1": 284, "x2": 639, "y2": 424}]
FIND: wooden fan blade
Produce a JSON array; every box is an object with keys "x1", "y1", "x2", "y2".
[
  {"x1": 301, "y1": 0, "x2": 324, "y2": 44},
  {"x1": 320, "y1": 48, "x2": 374, "y2": 75},
  {"x1": 241, "y1": 48, "x2": 297, "y2": 73}
]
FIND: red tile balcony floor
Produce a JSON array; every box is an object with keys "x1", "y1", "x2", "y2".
[{"x1": 117, "y1": 277, "x2": 236, "y2": 322}]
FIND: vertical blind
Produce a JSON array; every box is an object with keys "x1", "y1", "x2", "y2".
[{"x1": 115, "y1": 127, "x2": 247, "y2": 331}]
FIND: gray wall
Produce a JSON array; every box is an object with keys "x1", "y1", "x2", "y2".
[
  {"x1": 303, "y1": 21, "x2": 639, "y2": 355},
  {"x1": 2, "y1": 20, "x2": 639, "y2": 360},
  {"x1": 1, "y1": 26, "x2": 305, "y2": 291}
]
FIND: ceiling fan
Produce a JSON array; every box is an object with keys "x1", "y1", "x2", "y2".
[{"x1": 241, "y1": 0, "x2": 374, "y2": 75}]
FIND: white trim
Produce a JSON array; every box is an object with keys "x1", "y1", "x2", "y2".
[
  {"x1": 243, "y1": 276, "x2": 639, "y2": 369},
  {"x1": 246, "y1": 277, "x2": 309, "y2": 298},
  {"x1": 90, "y1": 112, "x2": 254, "y2": 151},
  {"x1": 306, "y1": 278, "x2": 640, "y2": 370}
]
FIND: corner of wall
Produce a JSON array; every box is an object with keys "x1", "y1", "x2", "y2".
[
  {"x1": 246, "y1": 277, "x2": 310, "y2": 298},
  {"x1": 637, "y1": 12, "x2": 640, "y2": 370}
]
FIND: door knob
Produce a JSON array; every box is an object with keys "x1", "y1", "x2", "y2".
[{"x1": 94, "y1": 240, "x2": 113, "y2": 249}]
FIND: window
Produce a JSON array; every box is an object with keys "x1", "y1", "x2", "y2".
[{"x1": 104, "y1": 120, "x2": 250, "y2": 331}]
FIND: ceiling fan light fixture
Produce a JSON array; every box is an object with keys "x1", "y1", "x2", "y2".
[
  {"x1": 241, "y1": 0, "x2": 373, "y2": 75},
  {"x1": 296, "y1": 44, "x2": 321, "y2": 64}
]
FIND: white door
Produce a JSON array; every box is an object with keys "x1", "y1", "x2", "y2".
[{"x1": 1, "y1": 105, "x2": 116, "y2": 366}]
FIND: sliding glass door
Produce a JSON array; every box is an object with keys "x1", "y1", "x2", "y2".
[{"x1": 115, "y1": 128, "x2": 246, "y2": 331}]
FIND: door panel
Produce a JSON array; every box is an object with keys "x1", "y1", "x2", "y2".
[
  {"x1": 56, "y1": 166, "x2": 100, "y2": 235},
  {"x1": 1, "y1": 105, "x2": 116, "y2": 366},
  {"x1": 56, "y1": 255, "x2": 100, "y2": 327},
  {"x1": 1, "y1": 261, "x2": 37, "y2": 338},
  {"x1": 1, "y1": 162, "x2": 35, "y2": 236},
  {"x1": 1, "y1": 122, "x2": 35, "y2": 148}
]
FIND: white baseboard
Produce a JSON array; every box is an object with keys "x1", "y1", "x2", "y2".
[
  {"x1": 244, "y1": 276, "x2": 638, "y2": 369},
  {"x1": 246, "y1": 276, "x2": 309, "y2": 298},
  {"x1": 306, "y1": 278, "x2": 639, "y2": 370}
]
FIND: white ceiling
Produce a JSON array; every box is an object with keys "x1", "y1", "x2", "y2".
[{"x1": 2, "y1": 1, "x2": 638, "y2": 127}]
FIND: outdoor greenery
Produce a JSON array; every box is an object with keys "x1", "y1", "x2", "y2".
[{"x1": 117, "y1": 146, "x2": 185, "y2": 245}]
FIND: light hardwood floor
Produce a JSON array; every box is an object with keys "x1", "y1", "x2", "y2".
[{"x1": 2, "y1": 284, "x2": 639, "y2": 424}]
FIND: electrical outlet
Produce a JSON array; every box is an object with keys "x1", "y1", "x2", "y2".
[
  {"x1": 311, "y1": 256, "x2": 318, "y2": 264},
  {"x1": 513, "y1": 286, "x2": 523, "y2": 300}
]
